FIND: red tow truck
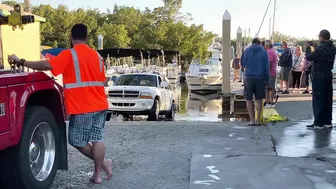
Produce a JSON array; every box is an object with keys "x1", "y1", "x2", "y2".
[
  {"x1": 0, "y1": 66, "x2": 68, "y2": 189},
  {"x1": 0, "y1": 5, "x2": 68, "y2": 189},
  {"x1": 0, "y1": 64, "x2": 68, "y2": 189}
]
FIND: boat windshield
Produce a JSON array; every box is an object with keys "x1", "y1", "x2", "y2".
[
  {"x1": 191, "y1": 58, "x2": 221, "y2": 65},
  {"x1": 204, "y1": 58, "x2": 221, "y2": 65},
  {"x1": 115, "y1": 74, "x2": 158, "y2": 87}
]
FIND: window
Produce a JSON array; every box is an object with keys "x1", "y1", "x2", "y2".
[
  {"x1": 158, "y1": 76, "x2": 162, "y2": 86},
  {"x1": 104, "y1": 75, "x2": 118, "y2": 86},
  {"x1": 115, "y1": 74, "x2": 158, "y2": 87},
  {"x1": 104, "y1": 77, "x2": 111, "y2": 86}
]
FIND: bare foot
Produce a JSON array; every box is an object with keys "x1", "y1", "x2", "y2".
[
  {"x1": 89, "y1": 174, "x2": 102, "y2": 184},
  {"x1": 103, "y1": 159, "x2": 113, "y2": 180}
]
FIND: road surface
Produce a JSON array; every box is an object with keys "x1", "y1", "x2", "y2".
[{"x1": 51, "y1": 99, "x2": 336, "y2": 189}]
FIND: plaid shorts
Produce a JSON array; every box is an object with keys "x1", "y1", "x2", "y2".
[{"x1": 68, "y1": 110, "x2": 107, "y2": 147}]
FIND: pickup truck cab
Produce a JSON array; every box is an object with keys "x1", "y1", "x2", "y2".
[
  {"x1": 0, "y1": 69, "x2": 68, "y2": 189},
  {"x1": 107, "y1": 73, "x2": 176, "y2": 121}
]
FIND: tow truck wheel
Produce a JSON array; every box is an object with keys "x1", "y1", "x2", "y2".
[
  {"x1": 148, "y1": 99, "x2": 160, "y2": 121},
  {"x1": 5, "y1": 106, "x2": 60, "y2": 189}
]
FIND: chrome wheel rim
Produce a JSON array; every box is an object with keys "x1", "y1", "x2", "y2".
[{"x1": 29, "y1": 122, "x2": 55, "y2": 182}]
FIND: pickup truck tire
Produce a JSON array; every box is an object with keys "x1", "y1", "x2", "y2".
[
  {"x1": 123, "y1": 115, "x2": 133, "y2": 121},
  {"x1": 148, "y1": 99, "x2": 160, "y2": 121},
  {"x1": 166, "y1": 103, "x2": 176, "y2": 121},
  {"x1": 4, "y1": 106, "x2": 60, "y2": 189}
]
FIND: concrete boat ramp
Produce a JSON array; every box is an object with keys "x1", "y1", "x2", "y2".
[{"x1": 190, "y1": 155, "x2": 336, "y2": 189}]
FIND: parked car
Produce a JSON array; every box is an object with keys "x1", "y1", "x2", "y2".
[{"x1": 107, "y1": 73, "x2": 176, "y2": 121}]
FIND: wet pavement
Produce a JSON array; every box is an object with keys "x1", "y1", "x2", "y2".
[{"x1": 51, "y1": 86, "x2": 336, "y2": 189}]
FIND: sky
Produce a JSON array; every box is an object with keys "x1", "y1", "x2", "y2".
[{"x1": 24, "y1": 0, "x2": 336, "y2": 39}]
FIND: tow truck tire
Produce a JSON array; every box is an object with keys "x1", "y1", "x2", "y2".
[
  {"x1": 5, "y1": 106, "x2": 60, "y2": 189},
  {"x1": 148, "y1": 99, "x2": 160, "y2": 121}
]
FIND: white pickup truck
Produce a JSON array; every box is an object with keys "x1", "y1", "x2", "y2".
[{"x1": 107, "y1": 73, "x2": 176, "y2": 121}]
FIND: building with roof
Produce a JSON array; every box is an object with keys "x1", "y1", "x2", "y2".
[{"x1": 0, "y1": 4, "x2": 45, "y2": 69}]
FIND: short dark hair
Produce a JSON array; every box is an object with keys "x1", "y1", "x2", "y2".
[
  {"x1": 319, "y1": 29, "x2": 331, "y2": 40},
  {"x1": 252, "y1": 38, "x2": 261, "y2": 45},
  {"x1": 71, "y1": 24, "x2": 88, "y2": 41},
  {"x1": 265, "y1": 40, "x2": 272, "y2": 48}
]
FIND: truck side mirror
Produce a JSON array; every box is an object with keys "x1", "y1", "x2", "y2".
[
  {"x1": 160, "y1": 81, "x2": 169, "y2": 88},
  {"x1": 107, "y1": 81, "x2": 114, "y2": 86}
]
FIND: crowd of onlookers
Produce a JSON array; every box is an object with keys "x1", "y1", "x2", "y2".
[
  {"x1": 233, "y1": 29, "x2": 336, "y2": 128},
  {"x1": 232, "y1": 40, "x2": 319, "y2": 96}
]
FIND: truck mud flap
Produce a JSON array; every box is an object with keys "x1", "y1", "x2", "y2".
[
  {"x1": 106, "y1": 112, "x2": 112, "y2": 121},
  {"x1": 58, "y1": 121, "x2": 68, "y2": 170}
]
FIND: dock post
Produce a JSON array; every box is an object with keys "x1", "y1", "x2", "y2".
[
  {"x1": 98, "y1": 34, "x2": 104, "y2": 50},
  {"x1": 221, "y1": 10, "x2": 231, "y2": 116},
  {"x1": 236, "y1": 27, "x2": 242, "y2": 58}
]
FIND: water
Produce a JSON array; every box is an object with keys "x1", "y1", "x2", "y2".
[
  {"x1": 174, "y1": 84, "x2": 222, "y2": 122},
  {"x1": 109, "y1": 83, "x2": 224, "y2": 122}
]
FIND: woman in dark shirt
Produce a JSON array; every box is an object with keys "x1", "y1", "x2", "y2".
[{"x1": 302, "y1": 41, "x2": 313, "y2": 94}]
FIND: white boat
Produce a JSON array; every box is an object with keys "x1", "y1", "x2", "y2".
[
  {"x1": 186, "y1": 58, "x2": 222, "y2": 92},
  {"x1": 166, "y1": 63, "x2": 181, "y2": 84}
]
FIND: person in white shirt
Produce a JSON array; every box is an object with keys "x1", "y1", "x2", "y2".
[{"x1": 291, "y1": 46, "x2": 305, "y2": 93}]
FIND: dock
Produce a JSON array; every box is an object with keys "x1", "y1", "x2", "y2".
[{"x1": 220, "y1": 80, "x2": 313, "y2": 123}]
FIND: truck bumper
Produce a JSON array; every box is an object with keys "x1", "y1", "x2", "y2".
[{"x1": 108, "y1": 98, "x2": 154, "y2": 115}]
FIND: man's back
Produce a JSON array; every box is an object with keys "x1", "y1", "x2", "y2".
[
  {"x1": 242, "y1": 44, "x2": 269, "y2": 81},
  {"x1": 232, "y1": 58, "x2": 240, "y2": 69},
  {"x1": 49, "y1": 44, "x2": 108, "y2": 114},
  {"x1": 307, "y1": 40, "x2": 336, "y2": 77},
  {"x1": 267, "y1": 48, "x2": 278, "y2": 77},
  {"x1": 279, "y1": 48, "x2": 292, "y2": 67}
]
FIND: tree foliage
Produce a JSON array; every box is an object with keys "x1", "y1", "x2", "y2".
[{"x1": 3, "y1": 0, "x2": 216, "y2": 62}]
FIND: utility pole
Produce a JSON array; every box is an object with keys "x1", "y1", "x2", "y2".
[
  {"x1": 24, "y1": 0, "x2": 31, "y2": 12},
  {"x1": 269, "y1": 17, "x2": 271, "y2": 39},
  {"x1": 257, "y1": 0, "x2": 272, "y2": 36},
  {"x1": 271, "y1": 0, "x2": 276, "y2": 43}
]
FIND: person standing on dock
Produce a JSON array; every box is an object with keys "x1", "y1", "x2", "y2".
[
  {"x1": 241, "y1": 38, "x2": 269, "y2": 126},
  {"x1": 291, "y1": 46, "x2": 305, "y2": 93},
  {"x1": 306, "y1": 29, "x2": 336, "y2": 129},
  {"x1": 264, "y1": 40, "x2": 278, "y2": 108},
  {"x1": 232, "y1": 54, "x2": 241, "y2": 82},
  {"x1": 278, "y1": 42, "x2": 292, "y2": 94},
  {"x1": 301, "y1": 41, "x2": 314, "y2": 94}
]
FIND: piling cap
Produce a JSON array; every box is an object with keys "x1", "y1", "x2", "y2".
[
  {"x1": 237, "y1": 27, "x2": 242, "y2": 33},
  {"x1": 222, "y1": 10, "x2": 231, "y2": 20}
]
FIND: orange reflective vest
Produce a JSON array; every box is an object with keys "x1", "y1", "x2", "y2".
[{"x1": 62, "y1": 47, "x2": 108, "y2": 114}]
